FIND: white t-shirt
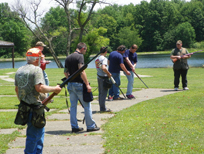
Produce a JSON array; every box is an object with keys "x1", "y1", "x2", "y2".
[{"x1": 95, "y1": 55, "x2": 108, "y2": 77}]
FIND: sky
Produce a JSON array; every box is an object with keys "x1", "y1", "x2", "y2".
[{"x1": 0, "y1": 0, "x2": 151, "y2": 12}]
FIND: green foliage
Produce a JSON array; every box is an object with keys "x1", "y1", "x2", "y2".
[
  {"x1": 192, "y1": 41, "x2": 204, "y2": 48},
  {"x1": 0, "y1": 3, "x2": 31, "y2": 58},
  {"x1": 92, "y1": 14, "x2": 117, "y2": 50},
  {"x1": 40, "y1": 6, "x2": 71, "y2": 56},
  {"x1": 71, "y1": 27, "x2": 110, "y2": 63},
  {"x1": 163, "y1": 22, "x2": 196, "y2": 49},
  {"x1": 118, "y1": 27, "x2": 143, "y2": 49}
]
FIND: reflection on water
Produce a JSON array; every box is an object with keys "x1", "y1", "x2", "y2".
[{"x1": 1, "y1": 53, "x2": 204, "y2": 69}]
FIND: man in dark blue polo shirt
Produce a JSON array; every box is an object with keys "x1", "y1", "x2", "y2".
[
  {"x1": 108, "y1": 45, "x2": 130, "y2": 100},
  {"x1": 123, "y1": 44, "x2": 138, "y2": 99}
]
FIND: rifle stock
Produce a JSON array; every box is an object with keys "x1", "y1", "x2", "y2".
[
  {"x1": 42, "y1": 47, "x2": 108, "y2": 108},
  {"x1": 172, "y1": 50, "x2": 202, "y2": 63}
]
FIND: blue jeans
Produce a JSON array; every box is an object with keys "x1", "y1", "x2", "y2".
[
  {"x1": 109, "y1": 73, "x2": 120, "y2": 99},
  {"x1": 43, "y1": 71, "x2": 49, "y2": 86},
  {"x1": 124, "y1": 71, "x2": 134, "y2": 95},
  {"x1": 67, "y1": 82, "x2": 96, "y2": 129},
  {"x1": 24, "y1": 112, "x2": 45, "y2": 154},
  {"x1": 43, "y1": 71, "x2": 49, "y2": 97}
]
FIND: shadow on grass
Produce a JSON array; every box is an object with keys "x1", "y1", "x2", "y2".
[{"x1": 160, "y1": 89, "x2": 182, "y2": 92}]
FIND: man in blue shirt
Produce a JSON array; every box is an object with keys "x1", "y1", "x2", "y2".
[
  {"x1": 123, "y1": 44, "x2": 138, "y2": 99},
  {"x1": 108, "y1": 45, "x2": 130, "y2": 100}
]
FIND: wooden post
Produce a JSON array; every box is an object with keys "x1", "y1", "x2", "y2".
[{"x1": 12, "y1": 47, "x2": 14, "y2": 68}]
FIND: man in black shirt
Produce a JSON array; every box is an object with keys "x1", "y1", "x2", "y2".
[{"x1": 64, "y1": 42, "x2": 100, "y2": 132}]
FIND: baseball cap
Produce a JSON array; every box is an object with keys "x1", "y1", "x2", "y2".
[
  {"x1": 26, "y1": 48, "x2": 42, "y2": 57},
  {"x1": 176, "y1": 40, "x2": 182, "y2": 44},
  {"x1": 35, "y1": 41, "x2": 46, "y2": 47}
]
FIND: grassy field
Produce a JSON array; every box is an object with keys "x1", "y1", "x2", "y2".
[{"x1": 0, "y1": 67, "x2": 204, "y2": 153}]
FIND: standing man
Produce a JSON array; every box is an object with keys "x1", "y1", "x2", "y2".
[
  {"x1": 30, "y1": 41, "x2": 51, "y2": 96},
  {"x1": 123, "y1": 44, "x2": 138, "y2": 99},
  {"x1": 15, "y1": 48, "x2": 61, "y2": 153},
  {"x1": 170, "y1": 40, "x2": 191, "y2": 91},
  {"x1": 108, "y1": 45, "x2": 131, "y2": 100},
  {"x1": 64, "y1": 42, "x2": 100, "y2": 132},
  {"x1": 95, "y1": 47, "x2": 112, "y2": 112},
  {"x1": 36, "y1": 42, "x2": 50, "y2": 87}
]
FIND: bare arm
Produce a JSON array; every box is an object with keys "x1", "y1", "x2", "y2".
[
  {"x1": 81, "y1": 70, "x2": 91, "y2": 92},
  {"x1": 101, "y1": 64, "x2": 111, "y2": 78},
  {"x1": 120, "y1": 63, "x2": 130, "y2": 75},
  {"x1": 35, "y1": 84, "x2": 61, "y2": 94},
  {"x1": 170, "y1": 55, "x2": 181, "y2": 60},
  {"x1": 78, "y1": 63, "x2": 91, "y2": 92},
  {"x1": 125, "y1": 57, "x2": 135, "y2": 72},
  {"x1": 15, "y1": 86, "x2": 19, "y2": 101}
]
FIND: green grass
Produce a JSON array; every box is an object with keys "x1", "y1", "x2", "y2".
[
  {"x1": 102, "y1": 67, "x2": 204, "y2": 153},
  {"x1": 1, "y1": 67, "x2": 204, "y2": 153},
  {"x1": 0, "y1": 131, "x2": 21, "y2": 154}
]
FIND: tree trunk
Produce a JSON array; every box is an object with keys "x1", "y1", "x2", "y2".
[{"x1": 48, "y1": 45, "x2": 64, "y2": 68}]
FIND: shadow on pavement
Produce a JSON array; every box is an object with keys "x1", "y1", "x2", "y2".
[{"x1": 45, "y1": 130, "x2": 71, "y2": 135}]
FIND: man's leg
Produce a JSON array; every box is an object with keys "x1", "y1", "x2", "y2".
[
  {"x1": 24, "y1": 112, "x2": 44, "y2": 154},
  {"x1": 112, "y1": 73, "x2": 120, "y2": 99},
  {"x1": 181, "y1": 69, "x2": 188, "y2": 88},
  {"x1": 174, "y1": 69, "x2": 181, "y2": 88},
  {"x1": 68, "y1": 82, "x2": 79, "y2": 129},
  {"x1": 98, "y1": 78, "x2": 108, "y2": 111},
  {"x1": 124, "y1": 71, "x2": 134, "y2": 95},
  {"x1": 75, "y1": 84, "x2": 96, "y2": 129}
]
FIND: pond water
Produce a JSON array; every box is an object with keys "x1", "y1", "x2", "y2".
[{"x1": 1, "y1": 53, "x2": 204, "y2": 69}]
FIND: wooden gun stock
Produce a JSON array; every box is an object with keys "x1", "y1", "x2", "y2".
[{"x1": 172, "y1": 50, "x2": 202, "y2": 63}]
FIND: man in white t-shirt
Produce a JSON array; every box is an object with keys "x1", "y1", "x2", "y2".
[{"x1": 95, "y1": 47, "x2": 112, "y2": 112}]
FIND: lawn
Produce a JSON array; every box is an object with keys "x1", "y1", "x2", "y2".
[{"x1": 0, "y1": 67, "x2": 204, "y2": 153}]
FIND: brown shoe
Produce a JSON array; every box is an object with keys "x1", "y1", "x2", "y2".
[{"x1": 113, "y1": 97, "x2": 124, "y2": 100}]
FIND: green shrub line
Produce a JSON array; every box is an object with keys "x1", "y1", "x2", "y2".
[{"x1": 0, "y1": 67, "x2": 204, "y2": 153}]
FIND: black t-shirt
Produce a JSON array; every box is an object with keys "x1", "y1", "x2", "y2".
[{"x1": 65, "y1": 52, "x2": 84, "y2": 83}]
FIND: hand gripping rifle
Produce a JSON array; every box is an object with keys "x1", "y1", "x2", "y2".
[
  {"x1": 172, "y1": 50, "x2": 202, "y2": 63},
  {"x1": 41, "y1": 47, "x2": 108, "y2": 109}
]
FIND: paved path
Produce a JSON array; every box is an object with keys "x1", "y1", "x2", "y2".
[{"x1": 4, "y1": 88, "x2": 178, "y2": 154}]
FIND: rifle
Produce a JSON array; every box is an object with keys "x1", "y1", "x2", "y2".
[
  {"x1": 110, "y1": 77, "x2": 127, "y2": 98},
  {"x1": 133, "y1": 71, "x2": 149, "y2": 88},
  {"x1": 41, "y1": 47, "x2": 108, "y2": 109},
  {"x1": 172, "y1": 50, "x2": 202, "y2": 63}
]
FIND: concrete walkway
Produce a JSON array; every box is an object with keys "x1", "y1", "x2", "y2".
[{"x1": 4, "y1": 88, "x2": 178, "y2": 154}]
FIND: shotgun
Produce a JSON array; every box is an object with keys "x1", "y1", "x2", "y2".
[
  {"x1": 133, "y1": 71, "x2": 149, "y2": 88},
  {"x1": 41, "y1": 47, "x2": 108, "y2": 108},
  {"x1": 172, "y1": 50, "x2": 202, "y2": 63}
]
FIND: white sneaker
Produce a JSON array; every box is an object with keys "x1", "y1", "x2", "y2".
[
  {"x1": 183, "y1": 87, "x2": 189, "y2": 90},
  {"x1": 174, "y1": 87, "x2": 178, "y2": 91}
]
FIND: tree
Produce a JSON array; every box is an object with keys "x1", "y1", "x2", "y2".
[
  {"x1": 163, "y1": 22, "x2": 196, "y2": 49},
  {"x1": 92, "y1": 14, "x2": 117, "y2": 49},
  {"x1": 0, "y1": 3, "x2": 31, "y2": 58},
  {"x1": 71, "y1": 27, "x2": 109, "y2": 63},
  {"x1": 117, "y1": 27, "x2": 143, "y2": 49},
  {"x1": 12, "y1": 0, "x2": 64, "y2": 67}
]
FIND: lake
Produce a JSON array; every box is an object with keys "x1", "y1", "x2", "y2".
[{"x1": 1, "y1": 53, "x2": 204, "y2": 69}]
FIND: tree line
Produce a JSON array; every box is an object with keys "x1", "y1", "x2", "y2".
[{"x1": 0, "y1": 0, "x2": 204, "y2": 66}]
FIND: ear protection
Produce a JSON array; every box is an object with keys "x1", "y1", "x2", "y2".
[{"x1": 119, "y1": 47, "x2": 126, "y2": 51}]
